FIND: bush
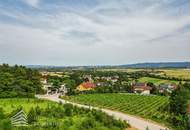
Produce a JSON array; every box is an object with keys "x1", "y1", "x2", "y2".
[
  {"x1": 0, "y1": 119, "x2": 12, "y2": 130},
  {"x1": 28, "y1": 107, "x2": 38, "y2": 124}
]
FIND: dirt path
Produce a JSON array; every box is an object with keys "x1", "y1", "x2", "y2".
[{"x1": 36, "y1": 94, "x2": 169, "y2": 130}]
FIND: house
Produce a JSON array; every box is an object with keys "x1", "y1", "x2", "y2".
[
  {"x1": 41, "y1": 79, "x2": 67, "y2": 95},
  {"x1": 41, "y1": 78, "x2": 52, "y2": 92},
  {"x1": 168, "y1": 84, "x2": 177, "y2": 89},
  {"x1": 58, "y1": 84, "x2": 68, "y2": 96},
  {"x1": 96, "y1": 82, "x2": 112, "y2": 87},
  {"x1": 77, "y1": 82, "x2": 96, "y2": 91},
  {"x1": 159, "y1": 83, "x2": 177, "y2": 93},
  {"x1": 158, "y1": 84, "x2": 168, "y2": 93},
  {"x1": 46, "y1": 84, "x2": 68, "y2": 95},
  {"x1": 133, "y1": 83, "x2": 152, "y2": 95}
]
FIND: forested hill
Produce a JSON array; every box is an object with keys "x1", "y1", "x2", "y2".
[
  {"x1": 119, "y1": 62, "x2": 190, "y2": 68},
  {"x1": 0, "y1": 64, "x2": 43, "y2": 98}
]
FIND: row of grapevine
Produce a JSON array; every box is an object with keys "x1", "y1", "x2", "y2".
[{"x1": 63, "y1": 93, "x2": 170, "y2": 123}]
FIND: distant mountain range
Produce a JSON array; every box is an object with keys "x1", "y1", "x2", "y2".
[
  {"x1": 27, "y1": 62, "x2": 190, "y2": 69},
  {"x1": 119, "y1": 62, "x2": 190, "y2": 68}
]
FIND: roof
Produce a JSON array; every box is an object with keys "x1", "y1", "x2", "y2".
[
  {"x1": 135, "y1": 83, "x2": 147, "y2": 87},
  {"x1": 81, "y1": 82, "x2": 96, "y2": 89},
  {"x1": 159, "y1": 84, "x2": 168, "y2": 88},
  {"x1": 133, "y1": 83, "x2": 152, "y2": 90},
  {"x1": 134, "y1": 86, "x2": 152, "y2": 90},
  {"x1": 159, "y1": 84, "x2": 177, "y2": 89}
]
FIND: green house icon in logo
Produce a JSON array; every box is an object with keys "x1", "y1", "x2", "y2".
[{"x1": 11, "y1": 109, "x2": 28, "y2": 126}]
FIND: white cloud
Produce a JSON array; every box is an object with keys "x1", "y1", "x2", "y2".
[
  {"x1": 0, "y1": 0, "x2": 190, "y2": 65},
  {"x1": 22, "y1": 0, "x2": 41, "y2": 8}
]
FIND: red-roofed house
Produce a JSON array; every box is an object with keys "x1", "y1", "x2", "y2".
[
  {"x1": 133, "y1": 83, "x2": 152, "y2": 95},
  {"x1": 77, "y1": 82, "x2": 96, "y2": 91}
]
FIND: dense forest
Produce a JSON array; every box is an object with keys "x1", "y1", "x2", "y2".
[{"x1": 0, "y1": 64, "x2": 43, "y2": 98}]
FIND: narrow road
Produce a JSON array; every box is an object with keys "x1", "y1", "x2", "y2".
[{"x1": 36, "y1": 94, "x2": 169, "y2": 130}]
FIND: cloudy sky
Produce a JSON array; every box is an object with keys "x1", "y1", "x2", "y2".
[{"x1": 0, "y1": 0, "x2": 190, "y2": 66}]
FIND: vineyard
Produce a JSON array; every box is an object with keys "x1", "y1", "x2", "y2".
[{"x1": 63, "y1": 93, "x2": 170, "y2": 124}]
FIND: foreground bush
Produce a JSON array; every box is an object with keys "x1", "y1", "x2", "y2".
[{"x1": 0, "y1": 101, "x2": 129, "y2": 130}]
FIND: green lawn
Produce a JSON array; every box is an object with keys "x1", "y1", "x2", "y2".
[{"x1": 62, "y1": 93, "x2": 171, "y2": 126}]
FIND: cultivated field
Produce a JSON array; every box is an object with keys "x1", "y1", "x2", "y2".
[
  {"x1": 62, "y1": 94, "x2": 170, "y2": 123},
  {"x1": 138, "y1": 77, "x2": 179, "y2": 85},
  {"x1": 157, "y1": 69, "x2": 190, "y2": 80},
  {"x1": 98, "y1": 68, "x2": 190, "y2": 79}
]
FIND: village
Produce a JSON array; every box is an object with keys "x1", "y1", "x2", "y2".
[{"x1": 40, "y1": 71, "x2": 177, "y2": 96}]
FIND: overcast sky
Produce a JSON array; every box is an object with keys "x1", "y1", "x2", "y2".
[{"x1": 0, "y1": 0, "x2": 190, "y2": 66}]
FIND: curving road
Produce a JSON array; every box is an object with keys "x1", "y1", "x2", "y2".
[{"x1": 36, "y1": 94, "x2": 169, "y2": 130}]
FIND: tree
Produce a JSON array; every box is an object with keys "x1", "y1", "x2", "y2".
[
  {"x1": 0, "y1": 64, "x2": 43, "y2": 98},
  {"x1": 0, "y1": 108, "x2": 5, "y2": 119},
  {"x1": 28, "y1": 107, "x2": 37, "y2": 124},
  {"x1": 147, "y1": 82, "x2": 157, "y2": 94},
  {"x1": 169, "y1": 83, "x2": 190, "y2": 129},
  {"x1": 64, "y1": 79, "x2": 77, "y2": 95},
  {"x1": 0, "y1": 119, "x2": 12, "y2": 130}
]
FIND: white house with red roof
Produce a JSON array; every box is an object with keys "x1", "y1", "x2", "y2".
[{"x1": 133, "y1": 83, "x2": 152, "y2": 95}]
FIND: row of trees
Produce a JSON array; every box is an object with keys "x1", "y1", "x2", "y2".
[{"x1": 0, "y1": 64, "x2": 44, "y2": 98}]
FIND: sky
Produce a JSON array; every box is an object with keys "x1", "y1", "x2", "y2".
[{"x1": 0, "y1": 0, "x2": 190, "y2": 66}]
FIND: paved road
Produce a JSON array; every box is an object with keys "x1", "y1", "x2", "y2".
[{"x1": 36, "y1": 94, "x2": 169, "y2": 130}]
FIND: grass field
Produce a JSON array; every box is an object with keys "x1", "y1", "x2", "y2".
[
  {"x1": 138, "y1": 77, "x2": 178, "y2": 85},
  {"x1": 62, "y1": 94, "x2": 170, "y2": 124}
]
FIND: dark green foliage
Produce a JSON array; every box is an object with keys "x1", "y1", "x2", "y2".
[
  {"x1": 35, "y1": 106, "x2": 42, "y2": 116},
  {"x1": 79, "y1": 116, "x2": 96, "y2": 130},
  {"x1": 0, "y1": 64, "x2": 43, "y2": 98},
  {"x1": 27, "y1": 107, "x2": 38, "y2": 124},
  {"x1": 0, "y1": 119, "x2": 12, "y2": 130},
  {"x1": 0, "y1": 101, "x2": 129, "y2": 130},
  {"x1": 63, "y1": 104, "x2": 73, "y2": 116},
  {"x1": 0, "y1": 107, "x2": 12, "y2": 130},
  {"x1": 9, "y1": 106, "x2": 23, "y2": 118},
  {"x1": 0, "y1": 108, "x2": 5, "y2": 119},
  {"x1": 169, "y1": 83, "x2": 190, "y2": 130}
]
